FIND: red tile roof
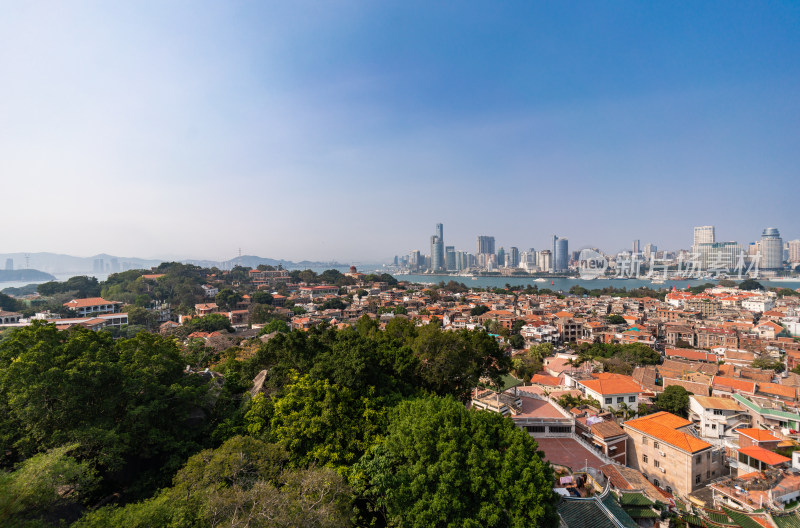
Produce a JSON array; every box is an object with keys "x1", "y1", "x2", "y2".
[
  {"x1": 738, "y1": 446, "x2": 790, "y2": 466},
  {"x1": 64, "y1": 297, "x2": 121, "y2": 308},
  {"x1": 737, "y1": 428, "x2": 780, "y2": 443},
  {"x1": 579, "y1": 376, "x2": 642, "y2": 396},
  {"x1": 624, "y1": 411, "x2": 711, "y2": 453}
]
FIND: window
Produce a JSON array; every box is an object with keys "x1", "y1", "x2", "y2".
[
  {"x1": 617, "y1": 397, "x2": 624, "y2": 403},
  {"x1": 706, "y1": 470, "x2": 710, "y2": 479},
  {"x1": 629, "y1": 396, "x2": 636, "y2": 402},
  {"x1": 666, "y1": 487, "x2": 673, "y2": 494},
  {"x1": 711, "y1": 424, "x2": 716, "y2": 429},
  {"x1": 643, "y1": 455, "x2": 648, "y2": 463},
  {"x1": 605, "y1": 397, "x2": 612, "y2": 404},
  {"x1": 654, "y1": 479, "x2": 660, "y2": 488},
  {"x1": 713, "y1": 409, "x2": 724, "y2": 415},
  {"x1": 696, "y1": 475, "x2": 701, "y2": 484},
  {"x1": 696, "y1": 456, "x2": 701, "y2": 465},
  {"x1": 653, "y1": 442, "x2": 659, "y2": 449},
  {"x1": 654, "y1": 460, "x2": 660, "y2": 468},
  {"x1": 549, "y1": 426, "x2": 572, "y2": 434},
  {"x1": 525, "y1": 426, "x2": 545, "y2": 433},
  {"x1": 642, "y1": 438, "x2": 648, "y2": 446},
  {"x1": 707, "y1": 452, "x2": 711, "y2": 460}
]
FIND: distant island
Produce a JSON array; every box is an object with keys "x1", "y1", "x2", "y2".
[{"x1": 0, "y1": 269, "x2": 56, "y2": 283}]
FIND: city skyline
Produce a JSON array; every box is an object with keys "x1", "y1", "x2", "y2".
[
  {"x1": 399, "y1": 223, "x2": 796, "y2": 266},
  {"x1": 2, "y1": 3, "x2": 798, "y2": 261}
]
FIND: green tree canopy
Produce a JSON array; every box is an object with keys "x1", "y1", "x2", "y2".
[
  {"x1": 655, "y1": 385, "x2": 692, "y2": 417},
  {"x1": 74, "y1": 436, "x2": 351, "y2": 528},
  {"x1": 351, "y1": 396, "x2": 558, "y2": 528},
  {"x1": 0, "y1": 323, "x2": 209, "y2": 494},
  {"x1": 739, "y1": 279, "x2": 765, "y2": 291}
]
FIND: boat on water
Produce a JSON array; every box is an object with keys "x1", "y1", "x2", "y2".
[
  {"x1": 651, "y1": 277, "x2": 666, "y2": 285},
  {"x1": 768, "y1": 277, "x2": 800, "y2": 282},
  {"x1": 533, "y1": 278, "x2": 547, "y2": 282}
]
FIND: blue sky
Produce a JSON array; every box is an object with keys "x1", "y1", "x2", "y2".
[{"x1": 1, "y1": 2, "x2": 798, "y2": 262}]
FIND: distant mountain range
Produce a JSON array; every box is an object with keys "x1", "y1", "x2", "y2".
[
  {"x1": 183, "y1": 255, "x2": 345, "y2": 270},
  {"x1": 0, "y1": 252, "x2": 356, "y2": 280},
  {"x1": 0, "y1": 253, "x2": 163, "y2": 276}
]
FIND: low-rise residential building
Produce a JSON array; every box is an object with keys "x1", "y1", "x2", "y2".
[
  {"x1": 688, "y1": 395, "x2": 748, "y2": 439},
  {"x1": 63, "y1": 297, "x2": 122, "y2": 316},
  {"x1": 576, "y1": 374, "x2": 642, "y2": 412},
  {"x1": 736, "y1": 445, "x2": 790, "y2": 476},
  {"x1": 0, "y1": 311, "x2": 22, "y2": 325},
  {"x1": 623, "y1": 411, "x2": 725, "y2": 497}
]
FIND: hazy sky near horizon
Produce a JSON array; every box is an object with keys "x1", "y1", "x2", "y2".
[{"x1": 2, "y1": 2, "x2": 798, "y2": 262}]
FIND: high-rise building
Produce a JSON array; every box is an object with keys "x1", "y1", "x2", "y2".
[
  {"x1": 632, "y1": 240, "x2": 640, "y2": 255},
  {"x1": 476, "y1": 235, "x2": 495, "y2": 257},
  {"x1": 553, "y1": 236, "x2": 569, "y2": 272},
  {"x1": 788, "y1": 240, "x2": 800, "y2": 264},
  {"x1": 409, "y1": 250, "x2": 421, "y2": 270},
  {"x1": 644, "y1": 243, "x2": 657, "y2": 259},
  {"x1": 445, "y1": 246, "x2": 456, "y2": 271},
  {"x1": 430, "y1": 235, "x2": 443, "y2": 271},
  {"x1": 508, "y1": 247, "x2": 519, "y2": 268},
  {"x1": 4, "y1": 258, "x2": 12, "y2": 271},
  {"x1": 93, "y1": 259, "x2": 104, "y2": 274},
  {"x1": 520, "y1": 250, "x2": 536, "y2": 271},
  {"x1": 695, "y1": 242, "x2": 742, "y2": 271},
  {"x1": 429, "y1": 224, "x2": 445, "y2": 272},
  {"x1": 497, "y1": 247, "x2": 506, "y2": 267},
  {"x1": 538, "y1": 250, "x2": 552, "y2": 273},
  {"x1": 760, "y1": 228, "x2": 783, "y2": 271},
  {"x1": 693, "y1": 226, "x2": 716, "y2": 246}
]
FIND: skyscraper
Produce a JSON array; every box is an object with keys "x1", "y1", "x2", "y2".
[
  {"x1": 538, "y1": 250, "x2": 552, "y2": 273},
  {"x1": 508, "y1": 247, "x2": 519, "y2": 268},
  {"x1": 429, "y1": 223, "x2": 445, "y2": 272},
  {"x1": 4, "y1": 258, "x2": 12, "y2": 271},
  {"x1": 445, "y1": 246, "x2": 456, "y2": 271},
  {"x1": 760, "y1": 227, "x2": 783, "y2": 271},
  {"x1": 632, "y1": 240, "x2": 640, "y2": 255},
  {"x1": 788, "y1": 240, "x2": 800, "y2": 264},
  {"x1": 430, "y1": 235, "x2": 443, "y2": 271},
  {"x1": 497, "y1": 247, "x2": 505, "y2": 267},
  {"x1": 693, "y1": 226, "x2": 716, "y2": 247},
  {"x1": 476, "y1": 236, "x2": 495, "y2": 257},
  {"x1": 552, "y1": 236, "x2": 569, "y2": 272}
]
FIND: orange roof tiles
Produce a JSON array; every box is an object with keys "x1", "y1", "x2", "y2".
[
  {"x1": 624, "y1": 412, "x2": 711, "y2": 453},
  {"x1": 758, "y1": 383, "x2": 796, "y2": 400},
  {"x1": 738, "y1": 446, "x2": 790, "y2": 466},
  {"x1": 737, "y1": 428, "x2": 780, "y2": 442},
  {"x1": 64, "y1": 297, "x2": 120, "y2": 308},
  {"x1": 712, "y1": 376, "x2": 756, "y2": 394},
  {"x1": 531, "y1": 374, "x2": 562, "y2": 386},
  {"x1": 579, "y1": 376, "x2": 642, "y2": 396}
]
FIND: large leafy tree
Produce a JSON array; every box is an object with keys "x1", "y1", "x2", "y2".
[
  {"x1": 412, "y1": 325, "x2": 509, "y2": 399},
  {"x1": 246, "y1": 373, "x2": 388, "y2": 468},
  {"x1": 655, "y1": 385, "x2": 692, "y2": 417},
  {"x1": 0, "y1": 444, "x2": 97, "y2": 527},
  {"x1": 351, "y1": 396, "x2": 559, "y2": 528},
  {"x1": 0, "y1": 323, "x2": 208, "y2": 492},
  {"x1": 74, "y1": 436, "x2": 352, "y2": 528}
]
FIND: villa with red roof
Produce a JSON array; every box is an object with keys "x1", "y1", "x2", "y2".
[{"x1": 63, "y1": 297, "x2": 122, "y2": 316}]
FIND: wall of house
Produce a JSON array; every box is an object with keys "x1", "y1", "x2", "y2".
[{"x1": 624, "y1": 427, "x2": 721, "y2": 497}]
